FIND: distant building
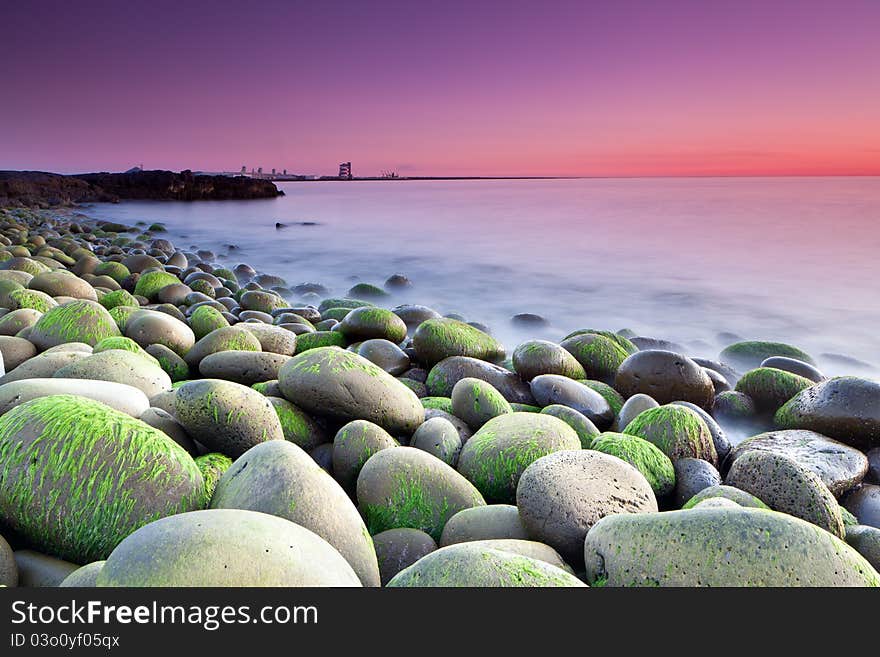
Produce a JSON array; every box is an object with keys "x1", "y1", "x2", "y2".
[
  {"x1": 339, "y1": 162, "x2": 352, "y2": 179},
  {"x1": 271, "y1": 168, "x2": 276, "y2": 176}
]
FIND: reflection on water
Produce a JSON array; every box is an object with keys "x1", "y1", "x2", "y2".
[{"x1": 85, "y1": 177, "x2": 880, "y2": 375}]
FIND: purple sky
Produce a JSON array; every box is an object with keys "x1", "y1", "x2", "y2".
[{"x1": 2, "y1": 0, "x2": 879, "y2": 176}]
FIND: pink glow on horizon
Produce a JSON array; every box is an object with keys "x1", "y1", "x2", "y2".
[{"x1": 1, "y1": 0, "x2": 879, "y2": 177}]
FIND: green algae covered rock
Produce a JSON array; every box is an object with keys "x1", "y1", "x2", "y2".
[
  {"x1": 133, "y1": 270, "x2": 180, "y2": 301},
  {"x1": 540, "y1": 404, "x2": 600, "y2": 448},
  {"x1": 421, "y1": 396, "x2": 454, "y2": 414},
  {"x1": 580, "y1": 379, "x2": 626, "y2": 416},
  {"x1": 317, "y1": 297, "x2": 375, "y2": 314},
  {"x1": 682, "y1": 484, "x2": 769, "y2": 510},
  {"x1": 590, "y1": 432, "x2": 675, "y2": 497},
  {"x1": 563, "y1": 328, "x2": 638, "y2": 355},
  {"x1": 59, "y1": 561, "x2": 105, "y2": 587},
  {"x1": 560, "y1": 333, "x2": 629, "y2": 383},
  {"x1": 511, "y1": 339, "x2": 585, "y2": 381},
  {"x1": 189, "y1": 305, "x2": 230, "y2": 340},
  {"x1": 623, "y1": 404, "x2": 718, "y2": 466},
  {"x1": 175, "y1": 379, "x2": 285, "y2": 458},
  {"x1": 338, "y1": 306, "x2": 407, "y2": 343},
  {"x1": 93, "y1": 336, "x2": 158, "y2": 363},
  {"x1": 278, "y1": 347, "x2": 424, "y2": 435},
  {"x1": 9, "y1": 288, "x2": 57, "y2": 313},
  {"x1": 719, "y1": 340, "x2": 815, "y2": 371},
  {"x1": 450, "y1": 377, "x2": 512, "y2": 430},
  {"x1": 194, "y1": 453, "x2": 233, "y2": 500},
  {"x1": 28, "y1": 299, "x2": 121, "y2": 349},
  {"x1": 583, "y1": 506, "x2": 880, "y2": 587},
  {"x1": 54, "y1": 348, "x2": 171, "y2": 398},
  {"x1": 387, "y1": 543, "x2": 586, "y2": 587},
  {"x1": 184, "y1": 326, "x2": 262, "y2": 369},
  {"x1": 293, "y1": 330, "x2": 347, "y2": 354},
  {"x1": 332, "y1": 420, "x2": 398, "y2": 491},
  {"x1": 145, "y1": 344, "x2": 190, "y2": 382},
  {"x1": 93, "y1": 261, "x2": 131, "y2": 284},
  {"x1": 0, "y1": 395, "x2": 206, "y2": 563},
  {"x1": 412, "y1": 318, "x2": 505, "y2": 366},
  {"x1": 96, "y1": 509, "x2": 361, "y2": 587},
  {"x1": 210, "y1": 440, "x2": 380, "y2": 587},
  {"x1": 456, "y1": 412, "x2": 581, "y2": 503},
  {"x1": 357, "y1": 446, "x2": 486, "y2": 541},
  {"x1": 734, "y1": 367, "x2": 814, "y2": 412},
  {"x1": 268, "y1": 396, "x2": 327, "y2": 451}
]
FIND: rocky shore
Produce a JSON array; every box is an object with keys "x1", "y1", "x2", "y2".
[
  {"x1": 0, "y1": 204, "x2": 878, "y2": 588},
  {"x1": 0, "y1": 170, "x2": 281, "y2": 207}
]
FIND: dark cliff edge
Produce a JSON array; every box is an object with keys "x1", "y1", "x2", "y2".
[{"x1": 0, "y1": 170, "x2": 283, "y2": 207}]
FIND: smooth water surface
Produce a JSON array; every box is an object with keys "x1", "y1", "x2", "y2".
[{"x1": 84, "y1": 177, "x2": 880, "y2": 373}]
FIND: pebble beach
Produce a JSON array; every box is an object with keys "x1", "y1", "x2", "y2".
[{"x1": 0, "y1": 204, "x2": 878, "y2": 588}]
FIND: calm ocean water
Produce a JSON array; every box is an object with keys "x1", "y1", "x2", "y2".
[{"x1": 84, "y1": 177, "x2": 880, "y2": 375}]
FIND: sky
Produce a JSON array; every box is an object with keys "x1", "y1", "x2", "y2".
[{"x1": 1, "y1": 0, "x2": 878, "y2": 177}]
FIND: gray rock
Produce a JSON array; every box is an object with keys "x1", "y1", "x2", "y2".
[{"x1": 674, "y1": 458, "x2": 722, "y2": 508}]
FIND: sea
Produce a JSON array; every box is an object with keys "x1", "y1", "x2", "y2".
[{"x1": 82, "y1": 176, "x2": 880, "y2": 376}]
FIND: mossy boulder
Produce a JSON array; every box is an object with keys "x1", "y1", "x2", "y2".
[
  {"x1": 0, "y1": 395, "x2": 206, "y2": 563},
  {"x1": 581, "y1": 379, "x2": 626, "y2": 416},
  {"x1": 719, "y1": 340, "x2": 815, "y2": 371},
  {"x1": 145, "y1": 344, "x2": 190, "y2": 382},
  {"x1": 347, "y1": 282, "x2": 389, "y2": 300},
  {"x1": 456, "y1": 413, "x2": 581, "y2": 503},
  {"x1": 28, "y1": 300, "x2": 121, "y2": 349},
  {"x1": 516, "y1": 450, "x2": 658, "y2": 565},
  {"x1": 590, "y1": 432, "x2": 676, "y2": 497},
  {"x1": 734, "y1": 367, "x2": 814, "y2": 413},
  {"x1": 133, "y1": 270, "x2": 181, "y2": 301},
  {"x1": 184, "y1": 326, "x2": 262, "y2": 370},
  {"x1": 278, "y1": 347, "x2": 423, "y2": 435},
  {"x1": 93, "y1": 261, "x2": 131, "y2": 284},
  {"x1": 387, "y1": 543, "x2": 585, "y2": 587},
  {"x1": 189, "y1": 305, "x2": 230, "y2": 340},
  {"x1": 174, "y1": 379, "x2": 285, "y2": 458},
  {"x1": 725, "y1": 450, "x2": 844, "y2": 537},
  {"x1": 712, "y1": 390, "x2": 757, "y2": 423},
  {"x1": 450, "y1": 377, "x2": 512, "y2": 430},
  {"x1": 8, "y1": 289, "x2": 57, "y2": 313},
  {"x1": 96, "y1": 509, "x2": 361, "y2": 586},
  {"x1": 318, "y1": 297, "x2": 374, "y2": 313},
  {"x1": 560, "y1": 333, "x2": 629, "y2": 383},
  {"x1": 439, "y1": 504, "x2": 529, "y2": 546},
  {"x1": 238, "y1": 323, "x2": 297, "y2": 356},
  {"x1": 267, "y1": 396, "x2": 326, "y2": 451},
  {"x1": 774, "y1": 377, "x2": 880, "y2": 449},
  {"x1": 0, "y1": 308, "x2": 42, "y2": 336},
  {"x1": 563, "y1": 328, "x2": 638, "y2": 355},
  {"x1": 294, "y1": 330, "x2": 347, "y2": 353},
  {"x1": 194, "y1": 452, "x2": 233, "y2": 500},
  {"x1": 332, "y1": 420, "x2": 398, "y2": 492},
  {"x1": 239, "y1": 290, "x2": 287, "y2": 314},
  {"x1": 421, "y1": 396, "x2": 454, "y2": 414},
  {"x1": 512, "y1": 340, "x2": 585, "y2": 381},
  {"x1": 539, "y1": 404, "x2": 600, "y2": 448},
  {"x1": 412, "y1": 318, "x2": 505, "y2": 366},
  {"x1": 59, "y1": 561, "x2": 105, "y2": 587},
  {"x1": 583, "y1": 507, "x2": 879, "y2": 586},
  {"x1": 426, "y1": 356, "x2": 534, "y2": 404},
  {"x1": 338, "y1": 306, "x2": 407, "y2": 343},
  {"x1": 682, "y1": 484, "x2": 769, "y2": 509},
  {"x1": 623, "y1": 404, "x2": 717, "y2": 466},
  {"x1": 356, "y1": 446, "x2": 486, "y2": 541}
]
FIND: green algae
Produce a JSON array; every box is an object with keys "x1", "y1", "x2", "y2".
[
  {"x1": 421, "y1": 396, "x2": 454, "y2": 413},
  {"x1": 30, "y1": 299, "x2": 121, "y2": 348},
  {"x1": 560, "y1": 333, "x2": 629, "y2": 383},
  {"x1": 719, "y1": 340, "x2": 815, "y2": 369},
  {"x1": 412, "y1": 318, "x2": 505, "y2": 365},
  {"x1": 579, "y1": 379, "x2": 626, "y2": 416},
  {"x1": 133, "y1": 270, "x2": 180, "y2": 301},
  {"x1": 590, "y1": 431, "x2": 675, "y2": 496},
  {"x1": 93, "y1": 261, "x2": 131, "y2": 283},
  {"x1": 623, "y1": 404, "x2": 717, "y2": 465},
  {"x1": 194, "y1": 452, "x2": 233, "y2": 500},
  {"x1": 9, "y1": 288, "x2": 57, "y2": 313},
  {"x1": 189, "y1": 305, "x2": 230, "y2": 340},
  {"x1": 734, "y1": 367, "x2": 814, "y2": 412},
  {"x1": 293, "y1": 331, "x2": 347, "y2": 354}
]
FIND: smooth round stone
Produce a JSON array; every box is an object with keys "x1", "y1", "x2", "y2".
[
  {"x1": 0, "y1": 533, "x2": 17, "y2": 586},
  {"x1": 845, "y1": 525, "x2": 880, "y2": 571},
  {"x1": 426, "y1": 356, "x2": 534, "y2": 404},
  {"x1": 423, "y1": 408, "x2": 472, "y2": 444},
  {"x1": 704, "y1": 368, "x2": 731, "y2": 394},
  {"x1": 530, "y1": 374, "x2": 613, "y2": 427},
  {"x1": 156, "y1": 283, "x2": 191, "y2": 306},
  {"x1": 631, "y1": 336, "x2": 687, "y2": 353},
  {"x1": 125, "y1": 309, "x2": 196, "y2": 357},
  {"x1": 681, "y1": 484, "x2": 769, "y2": 510},
  {"x1": 239, "y1": 310, "x2": 273, "y2": 323},
  {"x1": 14, "y1": 550, "x2": 80, "y2": 587},
  {"x1": 0, "y1": 335, "x2": 37, "y2": 370},
  {"x1": 719, "y1": 341, "x2": 815, "y2": 372},
  {"x1": 456, "y1": 413, "x2": 581, "y2": 503},
  {"x1": 122, "y1": 254, "x2": 163, "y2": 273},
  {"x1": 624, "y1": 404, "x2": 718, "y2": 466},
  {"x1": 410, "y1": 416, "x2": 462, "y2": 466},
  {"x1": 451, "y1": 377, "x2": 512, "y2": 430},
  {"x1": 145, "y1": 343, "x2": 189, "y2": 381},
  {"x1": 560, "y1": 333, "x2": 629, "y2": 384},
  {"x1": 310, "y1": 442, "x2": 333, "y2": 473},
  {"x1": 539, "y1": 404, "x2": 599, "y2": 448},
  {"x1": 357, "y1": 339, "x2": 410, "y2": 376},
  {"x1": 387, "y1": 544, "x2": 585, "y2": 587},
  {"x1": 239, "y1": 290, "x2": 287, "y2": 314},
  {"x1": 583, "y1": 507, "x2": 879, "y2": 587},
  {"x1": 0, "y1": 395, "x2": 206, "y2": 563},
  {"x1": 670, "y1": 401, "x2": 731, "y2": 465},
  {"x1": 332, "y1": 420, "x2": 398, "y2": 491},
  {"x1": 693, "y1": 358, "x2": 741, "y2": 387},
  {"x1": 761, "y1": 356, "x2": 825, "y2": 382},
  {"x1": 28, "y1": 299, "x2": 120, "y2": 349},
  {"x1": 725, "y1": 451, "x2": 844, "y2": 537},
  {"x1": 615, "y1": 350, "x2": 715, "y2": 410},
  {"x1": 591, "y1": 432, "x2": 676, "y2": 497},
  {"x1": 184, "y1": 326, "x2": 262, "y2": 370},
  {"x1": 28, "y1": 271, "x2": 97, "y2": 300},
  {"x1": 237, "y1": 323, "x2": 297, "y2": 355},
  {"x1": 412, "y1": 318, "x2": 505, "y2": 366},
  {"x1": 843, "y1": 485, "x2": 880, "y2": 529},
  {"x1": 198, "y1": 350, "x2": 292, "y2": 386},
  {"x1": 391, "y1": 304, "x2": 442, "y2": 331},
  {"x1": 59, "y1": 561, "x2": 106, "y2": 587},
  {"x1": 512, "y1": 340, "x2": 585, "y2": 381},
  {"x1": 278, "y1": 347, "x2": 423, "y2": 435},
  {"x1": 712, "y1": 390, "x2": 757, "y2": 425},
  {"x1": 210, "y1": 440, "x2": 380, "y2": 586},
  {"x1": 465, "y1": 538, "x2": 573, "y2": 572},
  {"x1": 516, "y1": 450, "x2": 658, "y2": 566},
  {"x1": 726, "y1": 429, "x2": 868, "y2": 497},
  {"x1": 0, "y1": 378, "x2": 150, "y2": 417},
  {"x1": 439, "y1": 504, "x2": 529, "y2": 546},
  {"x1": 139, "y1": 407, "x2": 196, "y2": 454},
  {"x1": 373, "y1": 528, "x2": 437, "y2": 586},
  {"x1": 356, "y1": 447, "x2": 486, "y2": 541},
  {"x1": 734, "y1": 367, "x2": 814, "y2": 413},
  {"x1": 267, "y1": 396, "x2": 326, "y2": 451},
  {"x1": 338, "y1": 307, "x2": 407, "y2": 343},
  {"x1": 54, "y1": 348, "x2": 171, "y2": 398},
  {"x1": 673, "y1": 458, "x2": 722, "y2": 508},
  {"x1": 175, "y1": 379, "x2": 284, "y2": 458},
  {"x1": 868, "y1": 448, "x2": 880, "y2": 484},
  {"x1": 0, "y1": 350, "x2": 88, "y2": 384},
  {"x1": 774, "y1": 377, "x2": 880, "y2": 449},
  {"x1": 0, "y1": 308, "x2": 43, "y2": 336},
  {"x1": 616, "y1": 393, "x2": 659, "y2": 431},
  {"x1": 96, "y1": 509, "x2": 361, "y2": 587}
]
